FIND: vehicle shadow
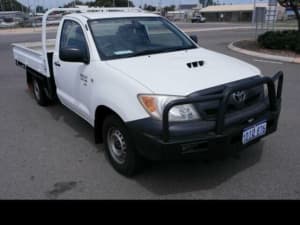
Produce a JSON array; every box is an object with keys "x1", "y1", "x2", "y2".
[
  {"x1": 34, "y1": 94, "x2": 264, "y2": 196},
  {"x1": 134, "y1": 142, "x2": 263, "y2": 196},
  {"x1": 40, "y1": 99, "x2": 97, "y2": 148}
]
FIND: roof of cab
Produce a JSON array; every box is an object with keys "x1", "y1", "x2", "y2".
[{"x1": 66, "y1": 12, "x2": 160, "y2": 21}]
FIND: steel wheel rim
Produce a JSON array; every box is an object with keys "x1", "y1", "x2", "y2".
[
  {"x1": 107, "y1": 127, "x2": 127, "y2": 165},
  {"x1": 33, "y1": 80, "x2": 40, "y2": 101}
]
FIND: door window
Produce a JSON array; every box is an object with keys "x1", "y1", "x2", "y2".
[{"x1": 60, "y1": 20, "x2": 88, "y2": 60}]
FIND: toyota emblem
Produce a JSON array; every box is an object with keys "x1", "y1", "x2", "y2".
[{"x1": 232, "y1": 91, "x2": 247, "y2": 104}]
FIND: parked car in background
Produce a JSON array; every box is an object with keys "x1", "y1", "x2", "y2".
[
  {"x1": 0, "y1": 18, "x2": 19, "y2": 28},
  {"x1": 191, "y1": 15, "x2": 206, "y2": 23}
]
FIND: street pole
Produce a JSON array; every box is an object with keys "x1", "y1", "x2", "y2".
[
  {"x1": 252, "y1": 0, "x2": 257, "y2": 25},
  {"x1": 253, "y1": 0, "x2": 258, "y2": 39},
  {"x1": 10, "y1": 0, "x2": 13, "y2": 11},
  {"x1": 27, "y1": 0, "x2": 30, "y2": 14}
]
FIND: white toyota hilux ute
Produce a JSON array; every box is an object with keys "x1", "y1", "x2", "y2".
[{"x1": 12, "y1": 8, "x2": 284, "y2": 176}]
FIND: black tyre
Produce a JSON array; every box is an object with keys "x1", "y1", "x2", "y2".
[
  {"x1": 102, "y1": 115, "x2": 143, "y2": 176},
  {"x1": 32, "y1": 78, "x2": 49, "y2": 106}
]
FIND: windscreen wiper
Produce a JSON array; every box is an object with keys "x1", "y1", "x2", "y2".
[
  {"x1": 131, "y1": 46, "x2": 196, "y2": 57},
  {"x1": 131, "y1": 49, "x2": 164, "y2": 57}
]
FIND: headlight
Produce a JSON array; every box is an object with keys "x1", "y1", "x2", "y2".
[{"x1": 138, "y1": 94, "x2": 200, "y2": 122}]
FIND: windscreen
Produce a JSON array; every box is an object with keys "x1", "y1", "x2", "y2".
[{"x1": 89, "y1": 17, "x2": 197, "y2": 60}]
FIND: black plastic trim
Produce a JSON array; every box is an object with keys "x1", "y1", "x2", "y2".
[
  {"x1": 162, "y1": 71, "x2": 283, "y2": 142},
  {"x1": 127, "y1": 110, "x2": 280, "y2": 161}
]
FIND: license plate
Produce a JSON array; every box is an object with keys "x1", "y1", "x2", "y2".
[{"x1": 242, "y1": 121, "x2": 267, "y2": 145}]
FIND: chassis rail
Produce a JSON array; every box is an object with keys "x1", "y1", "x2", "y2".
[{"x1": 162, "y1": 71, "x2": 284, "y2": 142}]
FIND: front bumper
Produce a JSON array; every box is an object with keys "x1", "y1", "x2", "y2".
[{"x1": 127, "y1": 72, "x2": 283, "y2": 161}]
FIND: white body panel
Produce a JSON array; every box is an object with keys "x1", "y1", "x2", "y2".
[
  {"x1": 106, "y1": 48, "x2": 261, "y2": 96},
  {"x1": 12, "y1": 40, "x2": 55, "y2": 76},
  {"x1": 89, "y1": 62, "x2": 152, "y2": 123}
]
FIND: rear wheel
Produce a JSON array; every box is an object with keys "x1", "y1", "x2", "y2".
[
  {"x1": 103, "y1": 115, "x2": 143, "y2": 176},
  {"x1": 32, "y1": 78, "x2": 49, "y2": 106}
]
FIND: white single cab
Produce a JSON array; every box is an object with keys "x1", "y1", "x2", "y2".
[{"x1": 12, "y1": 7, "x2": 284, "y2": 176}]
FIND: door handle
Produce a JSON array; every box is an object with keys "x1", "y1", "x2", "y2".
[{"x1": 54, "y1": 61, "x2": 61, "y2": 67}]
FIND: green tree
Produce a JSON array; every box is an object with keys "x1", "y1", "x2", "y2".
[
  {"x1": 36, "y1": 5, "x2": 45, "y2": 13},
  {"x1": 164, "y1": 5, "x2": 175, "y2": 12},
  {"x1": 278, "y1": 0, "x2": 300, "y2": 31},
  {"x1": 63, "y1": 1, "x2": 85, "y2": 7},
  {"x1": 143, "y1": 4, "x2": 156, "y2": 11},
  {"x1": 0, "y1": 0, "x2": 28, "y2": 11}
]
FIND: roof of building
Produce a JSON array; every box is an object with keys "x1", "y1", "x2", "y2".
[
  {"x1": 200, "y1": 3, "x2": 269, "y2": 13},
  {"x1": 167, "y1": 11, "x2": 186, "y2": 14},
  {"x1": 178, "y1": 4, "x2": 198, "y2": 10}
]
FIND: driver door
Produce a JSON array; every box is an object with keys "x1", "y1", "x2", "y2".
[{"x1": 53, "y1": 19, "x2": 90, "y2": 118}]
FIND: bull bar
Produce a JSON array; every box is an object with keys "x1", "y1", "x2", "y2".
[{"x1": 162, "y1": 71, "x2": 284, "y2": 142}]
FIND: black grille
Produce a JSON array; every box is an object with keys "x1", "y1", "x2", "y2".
[{"x1": 195, "y1": 85, "x2": 264, "y2": 121}]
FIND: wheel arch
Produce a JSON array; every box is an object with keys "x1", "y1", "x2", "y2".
[{"x1": 94, "y1": 105, "x2": 124, "y2": 144}]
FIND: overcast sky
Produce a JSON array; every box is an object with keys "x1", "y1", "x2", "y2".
[{"x1": 17, "y1": 0, "x2": 262, "y2": 9}]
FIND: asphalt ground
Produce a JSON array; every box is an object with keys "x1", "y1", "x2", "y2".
[{"x1": 0, "y1": 23, "x2": 299, "y2": 199}]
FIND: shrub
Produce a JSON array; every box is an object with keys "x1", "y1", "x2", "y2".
[{"x1": 258, "y1": 30, "x2": 300, "y2": 54}]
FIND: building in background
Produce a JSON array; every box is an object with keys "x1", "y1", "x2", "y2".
[
  {"x1": 167, "y1": 4, "x2": 203, "y2": 21},
  {"x1": 200, "y1": 3, "x2": 285, "y2": 22},
  {"x1": 166, "y1": 10, "x2": 186, "y2": 21},
  {"x1": 178, "y1": 4, "x2": 199, "y2": 11},
  {"x1": 0, "y1": 11, "x2": 26, "y2": 27},
  {"x1": 0, "y1": 11, "x2": 25, "y2": 19}
]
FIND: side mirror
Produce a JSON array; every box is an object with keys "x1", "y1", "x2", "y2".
[
  {"x1": 190, "y1": 35, "x2": 198, "y2": 44},
  {"x1": 60, "y1": 47, "x2": 90, "y2": 64}
]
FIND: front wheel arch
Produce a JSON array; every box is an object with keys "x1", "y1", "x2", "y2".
[{"x1": 94, "y1": 105, "x2": 124, "y2": 144}]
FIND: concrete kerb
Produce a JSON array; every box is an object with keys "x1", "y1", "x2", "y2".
[{"x1": 228, "y1": 41, "x2": 300, "y2": 64}]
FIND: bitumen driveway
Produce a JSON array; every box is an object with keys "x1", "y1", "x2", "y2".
[{"x1": 0, "y1": 24, "x2": 299, "y2": 199}]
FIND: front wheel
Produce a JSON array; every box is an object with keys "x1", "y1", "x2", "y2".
[{"x1": 102, "y1": 115, "x2": 143, "y2": 177}]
